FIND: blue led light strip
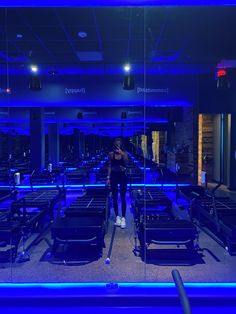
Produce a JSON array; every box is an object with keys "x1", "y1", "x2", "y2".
[
  {"x1": 0, "y1": 183, "x2": 191, "y2": 190},
  {"x1": 1, "y1": 0, "x2": 236, "y2": 6},
  {"x1": 0, "y1": 282, "x2": 236, "y2": 288}
]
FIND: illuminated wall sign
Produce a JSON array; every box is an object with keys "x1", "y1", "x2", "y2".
[
  {"x1": 65, "y1": 88, "x2": 86, "y2": 95},
  {"x1": 137, "y1": 87, "x2": 169, "y2": 94}
]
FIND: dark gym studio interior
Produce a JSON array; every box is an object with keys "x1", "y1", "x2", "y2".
[{"x1": 1, "y1": 3, "x2": 236, "y2": 313}]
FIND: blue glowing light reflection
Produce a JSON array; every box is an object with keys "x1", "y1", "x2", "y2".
[
  {"x1": 0, "y1": 183, "x2": 191, "y2": 190},
  {"x1": 0, "y1": 282, "x2": 236, "y2": 288},
  {"x1": 2, "y1": 0, "x2": 236, "y2": 6},
  {"x1": 0, "y1": 100, "x2": 192, "y2": 108}
]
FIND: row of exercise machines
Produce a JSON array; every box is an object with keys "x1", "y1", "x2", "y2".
[
  {"x1": 0, "y1": 183, "x2": 236, "y2": 264},
  {"x1": 0, "y1": 152, "x2": 107, "y2": 185},
  {"x1": 0, "y1": 152, "x2": 181, "y2": 188}
]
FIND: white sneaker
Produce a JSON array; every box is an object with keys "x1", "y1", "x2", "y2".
[
  {"x1": 120, "y1": 217, "x2": 126, "y2": 229},
  {"x1": 115, "y1": 216, "x2": 121, "y2": 226}
]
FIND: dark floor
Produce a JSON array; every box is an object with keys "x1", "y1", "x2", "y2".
[{"x1": 0, "y1": 185, "x2": 236, "y2": 283}]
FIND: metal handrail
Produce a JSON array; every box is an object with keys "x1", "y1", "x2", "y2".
[{"x1": 172, "y1": 269, "x2": 192, "y2": 314}]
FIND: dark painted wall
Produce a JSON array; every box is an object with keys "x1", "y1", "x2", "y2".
[
  {"x1": 0, "y1": 74, "x2": 196, "y2": 107},
  {"x1": 212, "y1": 114, "x2": 221, "y2": 182},
  {"x1": 198, "y1": 74, "x2": 236, "y2": 114}
]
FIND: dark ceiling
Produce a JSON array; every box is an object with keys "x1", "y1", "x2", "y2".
[
  {"x1": 0, "y1": 6, "x2": 236, "y2": 71},
  {"x1": 0, "y1": 6, "x2": 236, "y2": 137}
]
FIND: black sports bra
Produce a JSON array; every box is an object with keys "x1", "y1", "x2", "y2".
[{"x1": 111, "y1": 153, "x2": 126, "y2": 172}]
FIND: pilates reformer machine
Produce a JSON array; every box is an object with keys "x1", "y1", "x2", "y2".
[
  {"x1": 65, "y1": 168, "x2": 89, "y2": 185},
  {"x1": 179, "y1": 184, "x2": 236, "y2": 255},
  {"x1": 0, "y1": 188, "x2": 19, "y2": 262},
  {"x1": 51, "y1": 187, "x2": 110, "y2": 261},
  {"x1": 30, "y1": 170, "x2": 56, "y2": 186},
  {"x1": 132, "y1": 187, "x2": 198, "y2": 260},
  {"x1": 0, "y1": 189, "x2": 62, "y2": 262}
]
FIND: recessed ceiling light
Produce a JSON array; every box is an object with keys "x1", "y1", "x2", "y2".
[
  {"x1": 16, "y1": 33, "x2": 23, "y2": 39},
  {"x1": 78, "y1": 31, "x2": 87, "y2": 38}
]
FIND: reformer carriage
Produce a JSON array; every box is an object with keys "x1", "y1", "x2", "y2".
[
  {"x1": 51, "y1": 187, "x2": 110, "y2": 260},
  {"x1": 179, "y1": 185, "x2": 236, "y2": 255},
  {"x1": 132, "y1": 187, "x2": 198, "y2": 260}
]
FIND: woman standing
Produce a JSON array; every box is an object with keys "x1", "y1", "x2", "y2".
[{"x1": 107, "y1": 138, "x2": 128, "y2": 229}]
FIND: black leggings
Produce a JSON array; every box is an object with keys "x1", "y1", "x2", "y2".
[{"x1": 110, "y1": 172, "x2": 127, "y2": 218}]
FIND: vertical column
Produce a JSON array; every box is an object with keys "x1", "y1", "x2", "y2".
[
  {"x1": 7, "y1": 132, "x2": 13, "y2": 159},
  {"x1": 228, "y1": 114, "x2": 236, "y2": 190},
  {"x1": 213, "y1": 114, "x2": 221, "y2": 182},
  {"x1": 146, "y1": 131, "x2": 153, "y2": 161},
  {"x1": 198, "y1": 114, "x2": 203, "y2": 185},
  {"x1": 135, "y1": 136, "x2": 139, "y2": 155},
  {"x1": 152, "y1": 131, "x2": 159, "y2": 163},
  {"x1": 80, "y1": 133, "x2": 85, "y2": 156},
  {"x1": 92, "y1": 134, "x2": 96, "y2": 155},
  {"x1": 141, "y1": 134, "x2": 147, "y2": 158},
  {"x1": 0, "y1": 132, "x2": 4, "y2": 159},
  {"x1": 73, "y1": 128, "x2": 80, "y2": 161},
  {"x1": 184, "y1": 106, "x2": 198, "y2": 184},
  {"x1": 48, "y1": 123, "x2": 59, "y2": 166},
  {"x1": 159, "y1": 131, "x2": 167, "y2": 164},
  {"x1": 223, "y1": 115, "x2": 229, "y2": 185},
  {"x1": 167, "y1": 121, "x2": 175, "y2": 147},
  {"x1": 30, "y1": 108, "x2": 45, "y2": 172},
  {"x1": 0, "y1": 133, "x2": 6, "y2": 159}
]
